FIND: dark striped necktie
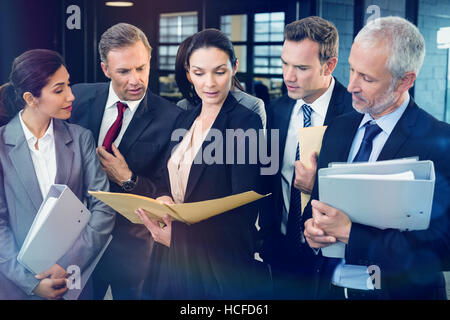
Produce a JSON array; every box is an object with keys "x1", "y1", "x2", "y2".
[{"x1": 286, "y1": 104, "x2": 313, "y2": 251}]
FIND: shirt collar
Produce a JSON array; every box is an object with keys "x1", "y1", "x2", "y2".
[
  {"x1": 105, "y1": 82, "x2": 145, "y2": 113},
  {"x1": 358, "y1": 92, "x2": 410, "y2": 136},
  {"x1": 19, "y1": 110, "x2": 54, "y2": 145},
  {"x1": 295, "y1": 77, "x2": 335, "y2": 118}
]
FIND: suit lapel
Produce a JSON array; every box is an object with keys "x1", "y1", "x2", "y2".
[
  {"x1": 341, "y1": 114, "x2": 362, "y2": 162},
  {"x1": 329, "y1": 111, "x2": 363, "y2": 164},
  {"x1": 88, "y1": 84, "x2": 109, "y2": 142},
  {"x1": 53, "y1": 120, "x2": 74, "y2": 186},
  {"x1": 118, "y1": 91, "x2": 156, "y2": 157},
  {"x1": 5, "y1": 115, "x2": 43, "y2": 211},
  {"x1": 377, "y1": 99, "x2": 418, "y2": 161},
  {"x1": 183, "y1": 95, "x2": 237, "y2": 202},
  {"x1": 324, "y1": 79, "x2": 347, "y2": 125}
]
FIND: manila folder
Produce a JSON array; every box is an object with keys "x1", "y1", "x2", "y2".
[
  {"x1": 89, "y1": 190, "x2": 269, "y2": 225},
  {"x1": 298, "y1": 125, "x2": 327, "y2": 214}
]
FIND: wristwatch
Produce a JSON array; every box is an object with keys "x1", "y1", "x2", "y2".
[{"x1": 122, "y1": 171, "x2": 138, "y2": 192}]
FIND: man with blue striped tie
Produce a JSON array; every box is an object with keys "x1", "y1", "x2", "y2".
[
  {"x1": 258, "y1": 16, "x2": 353, "y2": 299},
  {"x1": 303, "y1": 16, "x2": 450, "y2": 300}
]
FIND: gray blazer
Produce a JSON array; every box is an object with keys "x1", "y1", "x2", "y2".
[
  {"x1": 0, "y1": 114, "x2": 115, "y2": 299},
  {"x1": 177, "y1": 89, "x2": 267, "y2": 129}
]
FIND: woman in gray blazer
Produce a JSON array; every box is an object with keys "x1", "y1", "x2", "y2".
[{"x1": 0, "y1": 49, "x2": 115, "y2": 300}]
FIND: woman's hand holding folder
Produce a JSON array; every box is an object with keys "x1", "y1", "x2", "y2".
[
  {"x1": 135, "y1": 196, "x2": 175, "y2": 248},
  {"x1": 33, "y1": 264, "x2": 68, "y2": 300}
]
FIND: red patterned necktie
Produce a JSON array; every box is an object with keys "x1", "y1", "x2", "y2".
[{"x1": 102, "y1": 101, "x2": 127, "y2": 153}]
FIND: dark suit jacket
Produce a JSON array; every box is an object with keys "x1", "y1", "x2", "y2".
[
  {"x1": 69, "y1": 82, "x2": 182, "y2": 298},
  {"x1": 146, "y1": 93, "x2": 268, "y2": 299},
  {"x1": 69, "y1": 83, "x2": 183, "y2": 198},
  {"x1": 259, "y1": 78, "x2": 353, "y2": 267},
  {"x1": 303, "y1": 98, "x2": 450, "y2": 299}
]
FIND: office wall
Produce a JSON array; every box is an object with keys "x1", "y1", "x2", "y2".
[
  {"x1": 416, "y1": 0, "x2": 450, "y2": 122},
  {"x1": 321, "y1": 0, "x2": 354, "y2": 87},
  {"x1": 0, "y1": 0, "x2": 61, "y2": 84}
]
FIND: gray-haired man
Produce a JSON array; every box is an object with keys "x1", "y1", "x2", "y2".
[{"x1": 303, "y1": 16, "x2": 450, "y2": 300}]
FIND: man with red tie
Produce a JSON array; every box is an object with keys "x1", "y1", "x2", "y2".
[{"x1": 69, "y1": 23, "x2": 182, "y2": 300}]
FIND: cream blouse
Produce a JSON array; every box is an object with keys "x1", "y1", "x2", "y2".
[{"x1": 167, "y1": 119, "x2": 213, "y2": 204}]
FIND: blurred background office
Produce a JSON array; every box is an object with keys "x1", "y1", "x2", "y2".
[
  {"x1": 0, "y1": 0, "x2": 450, "y2": 124},
  {"x1": 0, "y1": 0, "x2": 449, "y2": 299}
]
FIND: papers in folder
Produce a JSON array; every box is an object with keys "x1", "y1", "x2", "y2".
[
  {"x1": 318, "y1": 159, "x2": 435, "y2": 258},
  {"x1": 297, "y1": 126, "x2": 327, "y2": 214},
  {"x1": 89, "y1": 190, "x2": 269, "y2": 225},
  {"x1": 18, "y1": 185, "x2": 92, "y2": 275}
]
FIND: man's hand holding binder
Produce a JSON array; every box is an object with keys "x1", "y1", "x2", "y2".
[
  {"x1": 303, "y1": 159, "x2": 435, "y2": 258},
  {"x1": 304, "y1": 199, "x2": 351, "y2": 249}
]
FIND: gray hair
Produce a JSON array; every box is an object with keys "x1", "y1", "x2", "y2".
[
  {"x1": 99, "y1": 23, "x2": 152, "y2": 64},
  {"x1": 354, "y1": 16, "x2": 425, "y2": 80}
]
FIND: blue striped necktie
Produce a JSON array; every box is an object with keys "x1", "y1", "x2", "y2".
[{"x1": 286, "y1": 104, "x2": 313, "y2": 251}]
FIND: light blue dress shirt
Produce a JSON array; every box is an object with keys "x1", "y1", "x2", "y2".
[{"x1": 331, "y1": 93, "x2": 410, "y2": 290}]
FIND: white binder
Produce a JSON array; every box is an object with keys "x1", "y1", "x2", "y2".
[
  {"x1": 318, "y1": 159, "x2": 435, "y2": 258},
  {"x1": 17, "y1": 185, "x2": 91, "y2": 274}
]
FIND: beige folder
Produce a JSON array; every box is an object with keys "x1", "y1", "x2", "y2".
[
  {"x1": 297, "y1": 125, "x2": 327, "y2": 214},
  {"x1": 89, "y1": 190, "x2": 269, "y2": 225}
]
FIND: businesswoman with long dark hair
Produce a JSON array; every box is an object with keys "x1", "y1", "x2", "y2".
[
  {"x1": 175, "y1": 34, "x2": 267, "y2": 129},
  {"x1": 0, "y1": 49, "x2": 115, "y2": 300},
  {"x1": 136, "y1": 29, "x2": 269, "y2": 299}
]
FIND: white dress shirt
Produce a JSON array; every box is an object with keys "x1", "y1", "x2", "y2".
[
  {"x1": 19, "y1": 111, "x2": 57, "y2": 199},
  {"x1": 97, "y1": 82, "x2": 145, "y2": 148},
  {"x1": 331, "y1": 93, "x2": 410, "y2": 290},
  {"x1": 280, "y1": 77, "x2": 335, "y2": 234}
]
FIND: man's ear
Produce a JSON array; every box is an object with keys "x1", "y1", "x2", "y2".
[
  {"x1": 22, "y1": 92, "x2": 37, "y2": 107},
  {"x1": 395, "y1": 72, "x2": 417, "y2": 93},
  {"x1": 101, "y1": 61, "x2": 111, "y2": 79},
  {"x1": 323, "y1": 57, "x2": 338, "y2": 76}
]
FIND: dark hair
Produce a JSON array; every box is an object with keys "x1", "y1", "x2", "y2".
[
  {"x1": 0, "y1": 49, "x2": 65, "y2": 125},
  {"x1": 175, "y1": 28, "x2": 245, "y2": 105},
  {"x1": 99, "y1": 23, "x2": 152, "y2": 64},
  {"x1": 284, "y1": 16, "x2": 339, "y2": 64},
  {"x1": 175, "y1": 35, "x2": 199, "y2": 105}
]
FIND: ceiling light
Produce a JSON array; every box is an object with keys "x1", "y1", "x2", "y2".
[{"x1": 105, "y1": 2, "x2": 134, "y2": 7}]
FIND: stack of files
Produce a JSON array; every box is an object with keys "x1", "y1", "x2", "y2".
[
  {"x1": 318, "y1": 159, "x2": 435, "y2": 258},
  {"x1": 17, "y1": 184, "x2": 111, "y2": 300},
  {"x1": 89, "y1": 190, "x2": 270, "y2": 225}
]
